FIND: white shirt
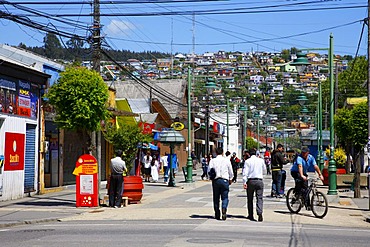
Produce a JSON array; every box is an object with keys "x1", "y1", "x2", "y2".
[
  {"x1": 242, "y1": 155, "x2": 266, "y2": 184},
  {"x1": 142, "y1": 155, "x2": 152, "y2": 169},
  {"x1": 160, "y1": 155, "x2": 168, "y2": 167},
  {"x1": 208, "y1": 154, "x2": 233, "y2": 180}
]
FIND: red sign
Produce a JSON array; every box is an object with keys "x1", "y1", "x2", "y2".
[
  {"x1": 139, "y1": 122, "x2": 155, "y2": 135},
  {"x1": 4, "y1": 132, "x2": 25, "y2": 171},
  {"x1": 74, "y1": 154, "x2": 98, "y2": 207}
]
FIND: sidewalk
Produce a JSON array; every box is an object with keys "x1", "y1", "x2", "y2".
[{"x1": 0, "y1": 171, "x2": 369, "y2": 228}]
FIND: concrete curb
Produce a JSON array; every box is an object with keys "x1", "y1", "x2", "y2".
[{"x1": 0, "y1": 218, "x2": 60, "y2": 229}]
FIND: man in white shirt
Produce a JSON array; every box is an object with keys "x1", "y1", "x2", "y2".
[
  {"x1": 160, "y1": 152, "x2": 169, "y2": 183},
  {"x1": 208, "y1": 147, "x2": 234, "y2": 220},
  {"x1": 243, "y1": 148, "x2": 266, "y2": 222}
]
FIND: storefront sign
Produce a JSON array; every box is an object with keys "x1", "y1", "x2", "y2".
[{"x1": 4, "y1": 132, "x2": 25, "y2": 171}]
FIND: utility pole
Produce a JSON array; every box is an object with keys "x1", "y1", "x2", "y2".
[
  {"x1": 367, "y1": 0, "x2": 370, "y2": 208},
  {"x1": 92, "y1": 0, "x2": 101, "y2": 206}
]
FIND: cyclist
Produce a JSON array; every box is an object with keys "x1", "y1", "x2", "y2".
[{"x1": 290, "y1": 146, "x2": 324, "y2": 208}]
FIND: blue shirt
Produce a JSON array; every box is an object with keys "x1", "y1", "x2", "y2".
[{"x1": 291, "y1": 154, "x2": 317, "y2": 174}]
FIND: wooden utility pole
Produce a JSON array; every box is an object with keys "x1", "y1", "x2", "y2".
[
  {"x1": 92, "y1": 0, "x2": 101, "y2": 205},
  {"x1": 366, "y1": 0, "x2": 370, "y2": 206}
]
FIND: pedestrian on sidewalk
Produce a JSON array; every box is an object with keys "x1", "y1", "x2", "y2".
[
  {"x1": 271, "y1": 144, "x2": 288, "y2": 198},
  {"x1": 243, "y1": 148, "x2": 266, "y2": 222},
  {"x1": 230, "y1": 152, "x2": 240, "y2": 183},
  {"x1": 109, "y1": 149, "x2": 127, "y2": 208},
  {"x1": 264, "y1": 147, "x2": 271, "y2": 175},
  {"x1": 160, "y1": 152, "x2": 169, "y2": 183},
  {"x1": 142, "y1": 152, "x2": 152, "y2": 182},
  {"x1": 200, "y1": 154, "x2": 209, "y2": 180},
  {"x1": 151, "y1": 155, "x2": 160, "y2": 182},
  {"x1": 208, "y1": 147, "x2": 233, "y2": 220}
]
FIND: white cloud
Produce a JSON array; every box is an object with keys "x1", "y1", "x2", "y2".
[{"x1": 104, "y1": 20, "x2": 135, "y2": 36}]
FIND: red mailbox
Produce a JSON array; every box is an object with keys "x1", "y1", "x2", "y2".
[{"x1": 73, "y1": 154, "x2": 98, "y2": 207}]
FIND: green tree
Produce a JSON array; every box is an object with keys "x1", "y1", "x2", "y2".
[
  {"x1": 44, "y1": 32, "x2": 63, "y2": 59},
  {"x1": 46, "y1": 67, "x2": 110, "y2": 151},
  {"x1": 322, "y1": 56, "x2": 367, "y2": 108},
  {"x1": 103, "y1": 123, "x2": 153, "y2": 174},
  {"x1": 335, "y1": 102, "x2": 368, "y2": 197},
  {"x1": 246, "y1": 136, "x2": 257, "y2": 150}
]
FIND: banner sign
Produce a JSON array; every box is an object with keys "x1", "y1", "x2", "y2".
[{"x1": 4, "y1": 132, "x2": 25, "y2": 171}]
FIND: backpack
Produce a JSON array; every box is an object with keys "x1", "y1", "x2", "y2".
[{"x1": 208, "y1": 168, "x2": 216, "y2": 180}]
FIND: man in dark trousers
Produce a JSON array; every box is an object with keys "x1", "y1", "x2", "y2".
[
  {"x1": 271, "y1": 144, "x2": 288, "y2": 198},
  {"x1": 109, "y1": 149, "x2": 127, "y2": 208},
  {"x1": 243, "y1": 148, "x2": 266, "y2": 222},
  {"x1": 208, "y1": 147, "x2": 234, "y2": 220},
  {"x1": 230, "y1": 152, "x2": 240, "y2": 183}
]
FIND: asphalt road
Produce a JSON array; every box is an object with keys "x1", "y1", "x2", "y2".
[{"x1": 0, "y1": 219, "x2": 369, "y2": 247}]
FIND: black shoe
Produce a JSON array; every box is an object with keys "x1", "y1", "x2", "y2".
[
  {"x1": 222, "y1": 208, "x2": 227, "y2": 220},
  {"x1": 258, "y1": 215, "x2": 263, "y2": 222},
  {"x1": 215, "y1": 210, "x2": 221, "y2": 220},
  {"x1": 247, "y1": 215, "x2": 256, "y2": 221}
]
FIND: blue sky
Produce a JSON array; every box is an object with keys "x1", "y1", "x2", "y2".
[{"x1": 0, "y1": 0, "x2": 367, "y2": 56}]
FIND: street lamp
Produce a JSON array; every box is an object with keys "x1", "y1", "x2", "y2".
[
  {"x1": 253, "y1": 111, "x2": 260, "y2": 151},
  {"x1": 186, "y1": 68, "x2": 193, "y2": 183},
  {"x1": 239, "y1": 105, "x2": 248, "y2": 153},
  {"x1": 290, "y1": 34, "x2": 336, "y2": 195},
  {"x1": 204, "y1": 78, "x2": 217, "y2": 157},
  {"x1": 160, "y1": 130, "x2": 185, "y2": 187}
]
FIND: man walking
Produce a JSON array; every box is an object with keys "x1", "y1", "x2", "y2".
[
  {"x1": 208, "y1": 147, "x2": 233, "y2": 220},
  {"x1": 243, "y1": 149, "x2": 266, "y2": 222},
  {"x1": 160, "y1": 152, "x2": 169, "y2": 183},
  {"x1": 271, "y1": 144, "x2": 288, "y2": 198},
  {"x1": 109, "y1": 149, "x2": 127, "y2": 208},
  {"x1": 230, "y1": 152, "x2": 240, "y2": 183}
]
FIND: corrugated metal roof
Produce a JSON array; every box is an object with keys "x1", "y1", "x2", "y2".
[{"x1": 112, "y1": 79, "x2": 185, "y2": 117}]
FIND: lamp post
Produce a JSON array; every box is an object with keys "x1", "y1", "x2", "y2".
[
  {"x1": 160, "y1": 130, "x2": 185, "y2": 187},
  {"x1": 186, "y1": 67, "x2": 193, "y2": 183},
  {"x1": 226, "y1": 98, "x2": 230, "y2": 151},
  {"x1": 290, "y1": 34, "x2": 336, "y2": 195},
  {"x1": 253, "y1": 111, "x2": 260, "y2": 151},
  {"x1": 204, "y1": 78, "x2": 217, "y2": 157},
  {"x1": 239, "y1": 105, "x2": 248, "y2": 153}
]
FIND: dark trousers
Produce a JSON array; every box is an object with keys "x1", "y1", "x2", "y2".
[
  {"x1": 201, "y1": 165, "x2": 208, "y2": 179},
  {"x1": 212, "y1": 178, "x2": 230, "y2": 218},
  {"x1": 164, "y1": 166, "x2": 169, "y2": 182},
  {"x1": 109, "y1": 174, "x2": 124, "y2": 207},
  {"x1": 232, "y1": 166, "x2": 238, "y2": 182},
  {"x1": 272, "y1": 170, "x2": 283, "y2": 195},
  {"x1": 291, "y1": 171, "x2": 308, "y2": 202},
  {"x1": 247, "y1": 179, "x2": 264, "y2": 217}
]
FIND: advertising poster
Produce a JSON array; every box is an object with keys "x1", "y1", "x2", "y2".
[
  {"x1": 0, "y1": 76, "x2": 38, "y2": 119},
  {"x1": 4, "y1": 132, "x2": 25, "y2": 171},
  {"x1": 0, "y1": 77, "x2": 17, "y2": 115},
  {"x1": 18, "y1": 80, "x2": 31, "y2": 117},
  {"x1": 80, "y1": 174, "x2": 94, "y2": 195}
]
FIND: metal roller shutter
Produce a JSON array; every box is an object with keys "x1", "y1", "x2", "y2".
[{"x1": 24, "y1": 124, "x2": 36, "y2": 192}]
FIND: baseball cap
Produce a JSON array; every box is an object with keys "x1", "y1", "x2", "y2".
[{"x1": 301, "y1": 146, "x2": 310, "y2": 153}]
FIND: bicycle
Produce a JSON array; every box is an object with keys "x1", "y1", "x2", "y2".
[{"x1": 286, "y1": 177, "x2": 328, "y2": 218}]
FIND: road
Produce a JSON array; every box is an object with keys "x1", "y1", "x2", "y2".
[{"x1": 1, "y1": 219, "x2": 369, "y2": 247}]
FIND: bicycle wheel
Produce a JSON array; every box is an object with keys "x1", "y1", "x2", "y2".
[
  {"x1": 311, "y1": 191, "x2": 328, "y2": 218},
  {"x1": 286, "y1": 188, "x2": 302, "y2": 213}
]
